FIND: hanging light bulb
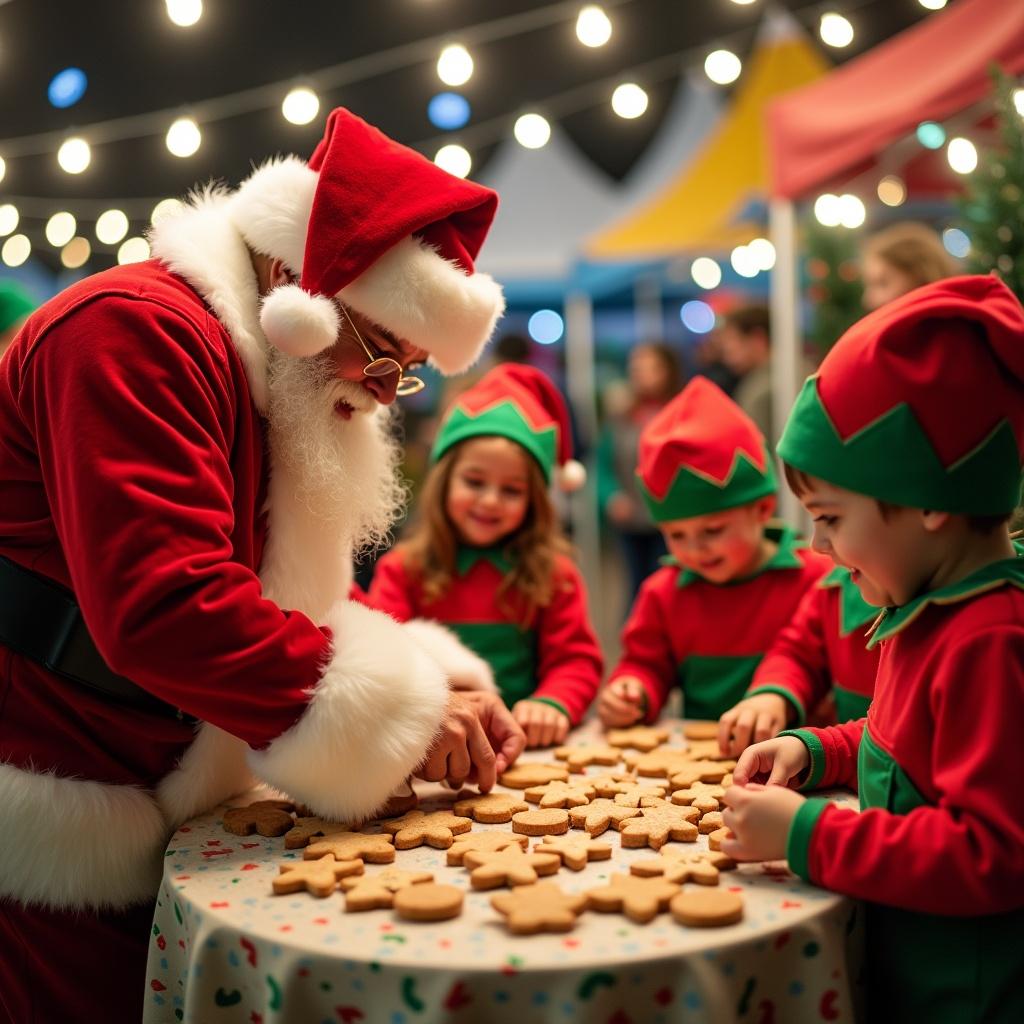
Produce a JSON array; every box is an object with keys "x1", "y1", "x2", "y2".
[
  {"x1": 166, "y1": 0, "x2": 203, "y2": 27},
  {"x1": 0, "y1": 156, "x2": 6, "y2": 185},
  {"x1": 57, "y1": 137, "x2": 91, "y2": 174},
  {"x1": 61, "y1": 237, "x2": 91, "y2": 269},
  {"x1": 877, "y1": 175, "x2": 907, "y2": 207},
  {"x1": 118, "y1": 237, "x2": 151, "y2": 265},
  {"x1": 611, "y1": 83, "x2": 649, "y2": 119},
  {"x1": 96, "y1": 209, "x2": 129, "y2": 245},
  {"x1": 704, "y1": 50, "x2": 741, "y2": 85},
  {"x1": 45, "y1": 212, "x2": 77, "y2": 248},
  {"x1": 513, "y1": 113, "x2": 551, "y2": 149},
  {"x1": 575, "y1": 6, "x2": 612, "y2": 47},
  {"x1": 0, "y1": 204, "x2": 20, "y2": 236},
  {"x1": 814, "y1": 194, "x2": 842, "y2": 227},
  {"x1": 947, "y1": 137, "x2": 978, "y2": 174},
  {"x1": 918, "y1": 0, "x2": 947, "y2": 9},
  {"x1": 437, "y1": 44, "x2": 473, "y2": 87},
  {"x1": 434, "y1": 144, "x2": 472, "y2": 178},
  {"x1": 282, "y1": 87, "x2": 320, "y2": 126},
  {"x1": 166, "y1": 118, "x2": 202, "y2": 158},
  {"x1": 151, "y1": 198, "x2": 184, "y2": 225},
  {"x1": 2, "y1": 234, "x2": 31, "y2": 267},
  {"x1": 819, "y1": 13, "x2": 854, "y2": 48},
  {"x1": 690, "y1": 257, "x2": 722, "y2": 290}
]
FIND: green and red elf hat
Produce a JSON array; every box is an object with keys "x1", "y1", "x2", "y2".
[
  {"x1": 431, "y1": 363, "x2": 586, "y2": 490},
  {"x1": 636, "y1": 376, "x2": 776, "y2": 522},
  {"x1": 778, "y1": 274, "x2": 1024, "y2": 515}
]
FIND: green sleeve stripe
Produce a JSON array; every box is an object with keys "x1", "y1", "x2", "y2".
[
  {"x1": 786, "y1": 797, "x2": 830, "y2": 883},
  {"x1": 527, "y1": 696, "x2": 572, "y2": 720},
  {"x1": 778, "y1": 728, "x2": 826, "y2": 789},
  {"x1": 745, "y1": 684, "x2": 806, "y2": 725}
]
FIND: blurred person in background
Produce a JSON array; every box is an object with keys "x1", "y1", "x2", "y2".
[
  {"x1": 717, "y1": 305, "x2": 773, "y2": 444},
  {"x1": 861, "y1": 221, "x2": 957, "y2": 311}
]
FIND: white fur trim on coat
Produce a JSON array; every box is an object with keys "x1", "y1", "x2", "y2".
[
  {"x1": 402, "y1": 619, "x2": 497, "y2": 693},
  {"x1": 248, "y1": 600, "x2": 448, "y2": 821}
]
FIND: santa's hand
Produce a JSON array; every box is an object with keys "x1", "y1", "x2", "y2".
[
  {"x1": 720, "y1": 783, "x2": 805, "y2": 862},
  {"x1": 460, "y1": 690, "x2": 526, "y2": 776},
  {"x1": 416, "y1": 692, "x2": 498, "y2": 791},
  {"x1": 732, "y1": 735, "x2": 810, "y2": 788}
]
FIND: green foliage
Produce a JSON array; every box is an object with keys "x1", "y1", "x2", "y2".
[{"x1": 802, "y1": 219, "x2": 864, "y2": 356}]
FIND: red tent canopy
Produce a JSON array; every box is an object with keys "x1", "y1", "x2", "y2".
[{"x1": 768, "y1": 0, "x2": 1024, "y2": 200}]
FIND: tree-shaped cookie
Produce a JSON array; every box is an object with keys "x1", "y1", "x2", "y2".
[
  {"x1": 223, "y1": 800, "x2": 295, "y2": 837},
  {"x1": 381, "y1": 810, "x2": 473, "y2": 849},
  {"x1": 284, "y1": 817, "x2": 350, "y2": 850},
  {"x1": 446, "y1": 831, "x2": 528, "y2": 866},
  {"x1": 524, "y1": 778, "x2": 595, "y2": 809},
  {"x1": 618, "y1": 804, "x2": 700, "y2": 850},
  {"x1": 453, "y1": 790, "x2": 528, "y2": 824},
  {"x1": 670, "y1": 780, "x2": 726, "y2": 814},
  {"x1": 611, "y1": 781, "x2": 668, "y2": 808},
  {"x1": 623, "y1": 749, "x2": 697, "y2": 779},
  {"x1": 491, "y1": 882, "x2": 587, "y2": 934},
  {"x1": 499, "y1": 763, "x2": 569, "y2": 789},
  {"x1": 698, "y1": 810, "x2": 725, "y2": 834},
  {"x1": 534, "y1": 835, "x2": 612, "y2": 871},
  {"x1": 630, "y1": 848, "x2": 736, "y2": 886},
  {"x1": 585, "y1": 872, "x2": 681, "y2": 924},
  {"x1": 273, "y1": 855, "x2": 363, "y2": 897},
  {"x1": 304, "y1": 832, "x2": 396, "y2": 864},
  {"x1": 666, "y1": 760, "x2": 736, "y2": 789},
  {"x1": 554, "y1": 744, "x2": 622, "y2": 773},
  {"x1": 462, "y1": 845, "x2": 562, "y2": 889},
  {"x1": 340, "y1": 867, "x2": 435, "y2": 911},
  {"x1": 605, "y1": 725, "x2": 670, "y2": 752},
  {"x1": 568, "y1": 798, "x2": 640, "y2": 837}
]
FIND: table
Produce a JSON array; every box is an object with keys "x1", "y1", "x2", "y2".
[{"x1": 144, "y1": 720, "x2": 862, "y2": 1024}]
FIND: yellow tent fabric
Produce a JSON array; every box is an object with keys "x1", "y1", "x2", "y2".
[{"x1": 587, "y1": 21, "x2": 828, "y2": 260}]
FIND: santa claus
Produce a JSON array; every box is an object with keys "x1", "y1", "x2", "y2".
[{"x1": 0, "y1": 108, "x2": 522, "y2": 1021}]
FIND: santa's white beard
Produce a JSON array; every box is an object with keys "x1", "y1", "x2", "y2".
[{"x1": 265, "y1": 352, "x2": 408, "y2": 559}]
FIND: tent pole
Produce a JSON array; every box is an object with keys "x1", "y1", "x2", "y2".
[
  {"x1": 633, "y1": 273, "x2": 663, "y2": 343},
  {"x1": 769, "y1": 196, "x2": 805, "y2": 529},
  {"x1": 564, "y1": 290, "x2": 603, "y2": 623}
]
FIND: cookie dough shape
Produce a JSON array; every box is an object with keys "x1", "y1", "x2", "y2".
[
  {"x1": 604, "y1": 725, "x2": 670, "y2": 752},
  {"x1": 499, "y1": 763, "x2": 570, "y2": 789},
  {"x1": 511, "y1": 808, "x2": 570, "y2": 836},
  {"x1": 394, "y1": 882, "x2": 464, "y2": 922},
  {"x1": 585, "y1": 872, "x2": 681, "y2": 924},
  {"x1": 618, "y1": 804, "x2": 700, "y2": 850},
  {"x1": 554, "y1": 744, "x2": 623, "y2": 773},
  {"x1": 381, "y1": 810, "x2": 473, "y2": 850},
  {"x1": 630, "y1": 849, "x2": 736, "y2": 886},
  {"x1": 670, "y1": 887, "x2": 744, "y2": 927},
  {"x1": 284, "y1": 817, "x2": 350, "y2": 850},
  {"x1": 273, "y1": 855, "x2": 363, "y2": 898},
  {"x1": 491, "y1": 882, "x2": 587, "y2": 934},
  {"x1": 670, "y1": 781, "x2": 726, "y2": 814},
  {"x1": 453, "y1": 790, "x2": 529, "y2": 824},
  {"x1": 462, "y1": 845, "x2": 562, "y2": 889},
  {"x1": 524, "y1": 779, "x2": 596, "y2": 809},
  {"x1": 304, "y1": 832, "x2": 396, "y2": 864},
  {"x1": 534, "y1": 835, "x2": 612, "y2": 871},
  {"x1": 341, "y1": 867, "x2": 435, "y2": 911},
  {"x1": 223, "y1": 800, "x2": 294, "y2": 837},
  {"x1": 568, "y1": 799, "x2": 641, "y2": 837},
  {"x1": 446, "y1": 831, "x2": 528, "y2": 866}
]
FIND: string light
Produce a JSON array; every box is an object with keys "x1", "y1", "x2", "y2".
[
  {"x1": 527, "y1": 309, "x2": 564, "y2": 344},
  {"x1": 575, "y1": 6, "x2": 612, "y2": 48},
  {"x1": 947, "y1": 137, "x2": 978, "y2": 174},
  {"x1": 513, "y1": 113, "x2": 551, "y2": 149},
  {"x1": 45, "y1": 212, "x2": 77, "y2": 248},
  {"x1": 819, "y1": 13, "x2": 854, "y2": 48},
  {"x1": 428, "y1": 92, "x2": 471, "y2": 130},
  {"x1": 877, "y1": 175, "x2": 906, "y2": 206},
  {"x1": 942, "y1": 227, "x2": 969, "y2": 258},
  {"x1": 690, "y1": 257, "x2": 722, "y2": 290},
  {"x1": 916, "y1": 121, "x2": 946, "y2": 149},
  {"x1": 611, "y1": 83, "x2": 648, "y2": 119},
  {"x1": 437, "y1": 44, "x2": 473, "y2": 87},
  {"x1": 0, "y1": 204, "x2": 18, "y2": 236},
  {"x1": 838, "y1": 193, "x2": 865, "y2": 228},
  {"x1": 730, "y1": 244, "x2": 759, "y2": 277},
  {"x1": 704, "y1": 50, "x2": 741, "y2": 86},
  {"x1": 747, "y1": 237, "x2": 776, "y2": 271},
  {"x1": 166, "y1": 0, "x2": 203, "y2": 28},
  {"x1": 434, "y1": 144, "x2": 472, "y2": 178},
  {"x1": 1014, "y1": 88, "x2": 1024, "y2": 118},
  {"x1": 814, "y1": 193, "x2": 842, "y2": 227},
  {"x1": 2, "y1": 234, "x2": 30, "y2": 267},
  {"x1": 96, "y1": 209, "x2": 129, "y2": 245},
  {"x1": 117, "y1": 237, "x2": 151, "y2": 265},
  {"x1": 61, "y1": 237, "x2": 91, "y2": 269},
  {"x1": 0, "y1": 157, "x2": 5, "y2": 185},
  {"x1": 151, "y1": 198, "x2": 185, "y2": 225},
  {"x1": 57, "y1": 137, "x2": 91, "y2": 174},
  {"x1": 166, "y1": 118, "x2": 202, "y2": 158},
  {"x1": 917, "y1": 0, "x2": 946, "y2": 9},
  {"x1": 680, "y1": 300, "x2": 715, "y2": 333},
  {"x1": 282, "y1": 87, "x2": 320, "y2": 126}
]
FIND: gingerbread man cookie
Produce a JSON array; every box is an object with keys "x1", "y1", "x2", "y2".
[
  {"x1": 604, "y1": 725, "x2": 671, "y2": 752},
  {"x1": 491, "y1": 882, "x2": 587, "y2": 934},
  {"x1": 533, "y1": 835, "x2": 612, "y2": 871},
  {"x1": 707, "y1": 826, "x2": 734, "y2": 852},
  {"x1": 453, "y1": 790, "x2": 529, "y2": 824},
  {"x1": 670, "y1": 780, "x2": 726, "y2": 814},
  {"x1": 340, "y1": 867, "x2": 435, "y2": 911},
  {"x1": 568, "y1": 799, "x2": 640, "y2": 837},
  {"x1": 304, "y1": 832, "x2": 396, "y2": 864},
  {"x1": 611, "y1": 781, "x2": 669, "y2": 808},
  {"x1": 446, "y1": 831, "x2": 528, "y2": 866},
  {"x1": 381, "y1": 810, "x2": 473, "y2": 850},
  {"x1": 666, "y1": 760, "x2": 736, "y2": 789},
  {"x1": 524, "y1": 779, "x2": 595, "y2": 809},
  {"x1": 698, "y1": 810, "x2": 725, "y2": 834},
  {"x1": 222, "y1": 800, "x2": 295, "y2": 838},
  {"x1": 284, "y1": 817, "x2": 349, "y2": 850},
  {"x1": 554, "y1": 744, "x2": 623, "y2": 773},
  {"x1": 462, "y1": 845, "x2": 562, "y2": 890},
  {"x1": 273, "y1": 855, "x2": 363, "y2": 898},
  {"x1": 618, "y1": 804, "x2": 700, "y2": 850},
  {"x1": 630, "y1": 848, "x2": 735, "y2": 886},
  {"x1": 623, "y1": 749, "x2": 697, "y2": 779},
  {"x1": 588, "y1": 771, "x2": 641, "y2": 798},
  {"x1": 498, "y1": 763, "x2": 570, "y2": 789},
  {"x1": 585, "y1": 872, "x2": 681, "y2": 924}
]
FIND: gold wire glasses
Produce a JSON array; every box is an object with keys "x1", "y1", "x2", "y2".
[{"x1": 339, "y1": 304, "x2": 425, "y2": 397}]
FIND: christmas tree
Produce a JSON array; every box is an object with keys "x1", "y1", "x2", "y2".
[
  {"x1": 803, "y1": 219, "x2": 863, "y2": 357},
  {"x1": 959, "y1": 67, "x2": 1024, "y2": 304}
]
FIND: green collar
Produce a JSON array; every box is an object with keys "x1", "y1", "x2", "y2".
[
  {"x1": 820, "y1": 566, "x2": 878, "y2": 636},
  {"x1": 667, "y1": 525, "x2": 805, "y2": 589},
  {"x1": 456, "y1": 544, "x2": 514, "y2": 578},
  {"x1": 868, "y1": 545, "x2": 1024, "y2": 648}
]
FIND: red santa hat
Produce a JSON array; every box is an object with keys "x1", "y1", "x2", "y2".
[
  {"x1": 228, "y1": 107, "x2": 505, "y2": 374},
  {"x1": 431, "y1": 363, "x2": 586, "y2": 491}
]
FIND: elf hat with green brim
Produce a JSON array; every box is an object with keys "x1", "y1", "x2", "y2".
[
  {"x1": 636, "y1": 376, "x2": 776, "y2": 523},
  {"x1": 431, "y1": 363, "x2": 585, "y2": 491},
  {"x1": 778, "y1": 274, "x2": 1024, "y2": 515}
]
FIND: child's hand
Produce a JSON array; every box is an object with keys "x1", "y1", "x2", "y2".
[
  {"x1": 732, "y1": 736, "x2": 811, "y2": 788},
  {"x1": 718, "y1": 693, "x2": 792, "y2": 756},
  {"x1": 512, "y1": 699, "x2": 571, "y2": 748},
  {"x1": 720, "y1": 783, "x2": 805, "y2": 861},
  {"x1": 597, "y1": 676, "x2": 647, "y2": 727}
]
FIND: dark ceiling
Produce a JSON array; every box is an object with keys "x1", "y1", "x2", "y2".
[{"x1": 0, "y1": 0, "x2": 938, "y2": 268}]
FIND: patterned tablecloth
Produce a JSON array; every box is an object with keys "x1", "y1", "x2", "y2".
[{"x1": 144, "y1": 720, "x2": 862, "y2": 1024}]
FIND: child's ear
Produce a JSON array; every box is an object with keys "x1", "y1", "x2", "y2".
[
  {"x1": 755, "y1": 495, "x2": 777, "y2": 522},
  {"x1": 920, "y1": 509, "x2": 951, "y2": 533}
]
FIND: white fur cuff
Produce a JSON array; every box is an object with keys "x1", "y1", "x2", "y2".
[
  {"x1": 248, "y1": 601, "x2": 448, "y2": 821},
  {"x1": 402, "y1": 619, "x2": 498, "y2": 693}
]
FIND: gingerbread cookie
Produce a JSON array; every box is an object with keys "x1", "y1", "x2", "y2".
[
  {"x1": 304, "y1": 832, "x2": 396, "y2": 864},
  {"x1": 698, "y1": 810, "x2": 725, "y2": 834},
  {"x1": 223, "y1": 800, "x2": 295, "y2": 838},
  {"x1": 491, "y1": 882, "x2": 587, "y2": 934},
  {"x1": 618, "y1": 804, "x2": 700, "y2": 850},
  {"x1": 376, "y1": 783, "x2": 418, "y2": 819},
  {"x1": 670, "y1": 780, "x2": 725, "y2": 814},
  {"x1": 670, "y1": 887, "x2": 744, "y2": 927},
  {"x1": 524, "y1": 779, "x2": 595, "y2": 809},
  {"x1": 381, "y1": 810, "x2": 473, "y2": 850},
  {"x1": 604, "y1": 725, "x2": 670, "y2": 752},
  {"x1": 682, "y1": 721, "x2": 720, "y2": 741},
  {"x1": 585, "y1": 872, "x2": 681, "y2": 924},
  {"x1": 554, "y1": 744, "x2": 622, "y2": 773},
  {"x1": 445, "y1": 831, "x2": 528, "y2": 866},
  {"x1": 666, "y1": 760, "x2": 736, "y2": 789},
  {"x1": 707, "y1": 826, "x2": 734, "y2": 852},
  {"x1": 623, "y1": 748, "x2": 697, "y2": 779},
  {"x1": 284, "y1": 817, "x2": 349, "y2": 850},
  {"x1": 511, "y1": 808, "x2": 570, "y2": 836},
  {"x1": 534, "y1": 835, "x2": 612, "y2": 871},
  {"x1": 568, "y1": 798, "x2": 640, "y2": 837},
  {"x1": 273, "y1": 855, "x2": 363, "y2": 898},
  {"x1": 462, "y1": 845, "x2": 561, "y2": 890},
  {"x1": 611, "y1": 781, "x2": 668, "y2": 808},
  {"x1": 588, "y1": 771, "x2": 641, "y2": 798},
  {"x1": 453, "y1": 790, "x2": 529, "y2": 824},
  {"x1": 393, "y1": 882, "x2": 464, "y2": 922},
  {"x1": 630, "y1": 848, "x2": 735, "y2": 886},
  {"x1": 683, "y1": 738, "x2": 734, "y2": 761},
  {"x1": 340, "y1": 867, "x2": 435, "y2": 911},
  {"x1": 498, "y1": 763, "x2": 569, "y2": 789}
]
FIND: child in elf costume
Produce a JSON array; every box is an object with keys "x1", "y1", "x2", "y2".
[
  {"x1": 598, "y1": 377, "x2": 831, "y2": 728},
  {"x1": 717, "y1": 563, "x2": 880, "y2": 755},
  {"x1": 722, "y1": 275, "x2": 1024, "y2": 1024},
  {"x1": 370, "y1": 364, "x2": 602, "y2": 748}
]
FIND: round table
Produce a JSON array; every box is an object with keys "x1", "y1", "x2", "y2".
[{"x1": 144, "y1": 720, "x2": 862, "y2": 1024}]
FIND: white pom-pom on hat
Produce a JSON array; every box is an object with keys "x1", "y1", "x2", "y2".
[
  {"x1": 558, "y1": 458, "x2": 587, "y2": 493},
  {"x1": 259, "y1": 283, "x2": 340, "y2": 358}
]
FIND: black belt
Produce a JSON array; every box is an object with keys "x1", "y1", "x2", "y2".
[{"x1": 0, "y1": 555, "x2": 196, "y2": 722}]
